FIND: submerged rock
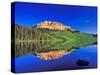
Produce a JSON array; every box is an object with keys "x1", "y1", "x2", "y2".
[{"x1": 76, "y1": 59, "x2": 89, "y2": 66}]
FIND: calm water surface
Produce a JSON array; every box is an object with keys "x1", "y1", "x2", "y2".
[{"x1": 15, "y1": 44, "x2": 97, "y2": 73}]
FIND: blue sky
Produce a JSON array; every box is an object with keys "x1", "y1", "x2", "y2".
[{"x1": 13, "y1": 2, "x2": 97, "y2": 34}]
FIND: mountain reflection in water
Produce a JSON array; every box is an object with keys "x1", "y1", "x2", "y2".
[{"x1": 15, "y1": 40, "x2": 95, "y2": 60}]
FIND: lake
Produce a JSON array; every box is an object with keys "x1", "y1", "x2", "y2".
[{"x1": 14, "y1": 42, "x2": 97, "y2": 73}]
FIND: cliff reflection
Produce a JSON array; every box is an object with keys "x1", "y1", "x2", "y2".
[{"x1": 15, "y1": 41, "x2": 77, "y2": 60}]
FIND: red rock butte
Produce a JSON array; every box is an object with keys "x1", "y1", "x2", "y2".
[{"x1": 36, "y1": 21, "x2": 73, "y2": 30}]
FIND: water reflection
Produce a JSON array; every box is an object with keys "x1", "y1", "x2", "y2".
[{"x1": 15, "y1": 40, "x2": 95, "y2": 60}]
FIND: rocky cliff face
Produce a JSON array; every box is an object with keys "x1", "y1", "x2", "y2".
[{"x1": 36, "y1": 21, "x2": 73, "y2": 31}]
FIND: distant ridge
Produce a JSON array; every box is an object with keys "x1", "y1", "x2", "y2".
[{"x1": 34, "y1": 21, "x2": 74, "y2": 31}]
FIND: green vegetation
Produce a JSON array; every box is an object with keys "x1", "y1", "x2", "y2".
[
  {"x1": 14, "y1": 25, "x2": 52, "y2": 42},
  {"x1": 12, "y1": 24, "x2": 97, "y2": 58}
]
